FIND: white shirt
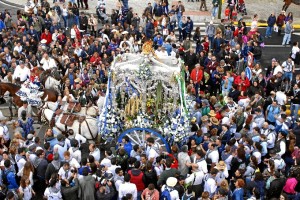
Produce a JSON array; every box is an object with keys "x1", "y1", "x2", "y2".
[
  {"x1": 68, "y1": 147, "x2": 81, "y2": 163},
  {"x1": 291, "y1": 46, "x2": 300, "y2": 59},
  {"x1": 156, "y1": 50, "x2": 169, "y2": 58},
  {"x1": 68, "y1": 157, "x2": 80, "y2": 169},
  {"x1": 206, "y1": 150, "x2": 219, "y2": 164},
  {"x1": 108, "y1": 164, "x2": 120, "y2": 177},
  {"x1": 70, "y1": 28, "x2": 76, "y2": 39},
  {"x1": 154, "y1": 164, "x2": 164, "y2": 177},
  {"x1": 13, "y1": 65, "x2": 31, "y2": 82},
  {"x1": 275, "y1": 91, "x2": 287, "y2": 105},
  {"x1": 19, "y1": 185, "x2": 33, "y2": 200},
  {"x1": 195, "y1": 158, "x2": 208, "y2": 174},
  {"x1": 101, "y1": 157, "x2": 112, "y2": 167},
  {"x1": 40, "y1": 57, "x2": 57, "y2": 71},
  {"x1": 0, "y1": 123, "x2": 10, "y2": 141},
  {"x1": 119, "y1": 182, "x2": 137, "y2": 200},
  {"x1": 14, "y1": 45, "x2": 23, "y2": 53},
  {"x1": 204, "y1": 177, "x2": 217, "y2": 198},
  {"x1": 148, "y1": 148, "x2": 159, "y2": 161},
  {"x1": 185, "y1": 170, "x2": 205, "y2": 185},
  {"x1": 44, "y1": 187, "x2": 62, "y2": 199},
  {"x1": 16, "y1": 156, "x2": 27, "y2": 172},
  {"x1": 282, "y1": 60, "x2": 294, "y2": 72},
  {"x1": 90, "y1": 148, "x2": 100, "y2": 161},
  {"x1": 252, "y1": 151, "x2": 262, "y2": 164},
  {"x1": 62, "y1": 8, "x2": 68, "y2": 17},
  {"x1": 161, "y1": 185, "x2": 180, "y2": 200},
  {"x1": 266, "y1": 131, "x2": 276, "y2": 149},
  {"x1": 273, "y1": 65, "x2": 283, "y2": 75},
  {"x1": 58, "y1": 167, "x2": 72, "y2": 180},
  {"x1": 215, "y1": 168, "x2": 229, "y2": 185}
]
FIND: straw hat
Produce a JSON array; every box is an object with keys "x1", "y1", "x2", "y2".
[
  {"x1": 166, "y1": 177, "x2": 177, "y2": 187},
  {"x1": 191, "y1": 117, "x2": 197, "y2": 123},
  {"x1": 216, "y1": 161, "x2": 226, "y2": 170},
  {"x1": 210, "y1": 117, "x2": 219, "y2": 125},
  {"x1": 201, "y1": 115, "x2": 209, "y2": 122},
  {"x1": 74, "y1": 78, "x2": 82, "y2": 84},
  {"x1": 208, "y1": 110, "x2": 217, "y2": 117}
]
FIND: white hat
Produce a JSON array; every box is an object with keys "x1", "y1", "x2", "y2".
[
  {"x1": 166, "y1": 177, "x2": 177, "y2": 187},
  {"x1": 121, "y1": 31, "x2": 128, "y2": 34},
  {"x1": 111, "y1": 29, "x2": 117, "y2": 32},
  {"x1": 41, "y1": 39, "x2": 47, "y2": 44},
  {"x1": 27, "y1": 134, "x2": 34, "y2": 140},
  {"x1": 0, "y1": 111, "x2": 7, "y2": 121}
]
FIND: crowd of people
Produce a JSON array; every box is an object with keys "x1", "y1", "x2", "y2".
[{"x1": 0, "y1": 0, "x2": 300, "y2": 199}]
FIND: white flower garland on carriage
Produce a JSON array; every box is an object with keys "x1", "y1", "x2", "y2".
[{"x1": 16, "y1": 80, "x2": 44, "y2": 106}]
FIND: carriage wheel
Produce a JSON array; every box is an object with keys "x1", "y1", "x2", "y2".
[{"x1": 117, "y1": 127, "x2": 171, "y2": 153}]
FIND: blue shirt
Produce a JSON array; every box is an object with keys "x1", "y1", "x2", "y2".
[{"x1": 266, "y1": 105, "x2": 280, "y2": 122}]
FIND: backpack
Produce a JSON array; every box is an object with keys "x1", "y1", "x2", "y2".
[{"x1": 160, "y1": 187, "x2": 172, "y2": 200}]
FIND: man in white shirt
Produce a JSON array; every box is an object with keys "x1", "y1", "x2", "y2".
[
  {"x1": 186, "y1": 150, "x2": 207, "y2": 186},
  {"x1": 40, "y1": 53, "x2": 57, "y2": 71},
  {"x1": 15, "y1": 147, "x2": 27, "y2": 171},
  {"x1": 68, "y1": 139, "x2": 81, "y2": 163},
  {"x1": 63, "y1": 151, "x2": 80, "y2": 169},
  {"x1": 18, "y1": 101, "x2": 33, "y2": 120},
  {"x1": 53, "y1": 134, "x2": 68, "y2": 161},
  {"x1": 0, "y1": 112, "x2": 10, "y2": 146},
  {"x1": 13, "y1": 60, "x2": 30, "y2": 83},
  {"x1": 282, "y1": 57, "x2": 295, "y2": 82},
  {"x1": 89, "y1": 143, "x2": 100, "y2": 161},
  {"x1": 276, "y1": 89, "x2": 287, "y2": 106},
  {"x1": 100, "y1": 150, "x2": 113, "y2": 168},
  {"x1": 119, "y1": 174, "x2": 137, "y2": 200},
  {"x1": 204, "y1": 168, "x2": 218, "y2": 198},
  {"x1": 58, "y1": 162, "x2": 72, "y2": 181},
  {"x1": 13, "y1": 41, "x2": 23, "y2": 53},
  {"x1": 205, "y1": 143, "x2": 219, "y2": 168},
  {"x1": 146, "y1": 137, "x2": 159, "y2": 163}
]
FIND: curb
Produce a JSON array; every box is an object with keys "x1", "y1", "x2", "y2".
[{"x1": 233, "y1": 22, "x2": 300, "y2": 29}]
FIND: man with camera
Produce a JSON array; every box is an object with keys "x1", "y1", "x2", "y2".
[{"x1": 61, "y1": 169, "x2": 80, "y2": 200}]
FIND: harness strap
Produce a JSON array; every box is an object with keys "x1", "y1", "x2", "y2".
[{"x1": 85, "y1": 119, "x2": 96, "y2": 140}]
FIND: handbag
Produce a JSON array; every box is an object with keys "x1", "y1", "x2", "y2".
[{"x1": 274, "y1": 26, "x2": 278, "y2": 32}]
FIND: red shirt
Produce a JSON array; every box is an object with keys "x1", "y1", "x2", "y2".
[
  {"x1": 234, "y1": 76, "x2": 250, "y2": 92},
  {"x1": 190, "y1": 68, "x2": 203, "y2": 83},
  {"x1": 41, "y1": 32, "x2": 52, "y2": 45}
]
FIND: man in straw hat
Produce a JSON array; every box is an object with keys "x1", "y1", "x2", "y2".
[
  {"x1": 0, "y1": 111, "x2": 10, "y2": 147},
  {"x1": 215, "y1": 161, "x2": 229, "y2": 185},
  {"x1": 161, "y1": 177, "x2": 180, "y2": 200}
]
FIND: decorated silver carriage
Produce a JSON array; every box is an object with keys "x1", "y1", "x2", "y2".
[{"x1": 98, "y1": 41, "x2": 194, "y2": 152}]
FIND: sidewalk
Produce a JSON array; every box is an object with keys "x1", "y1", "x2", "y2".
[{"x1": 2, "y1": 0, "x2": 300, "y2": 27}]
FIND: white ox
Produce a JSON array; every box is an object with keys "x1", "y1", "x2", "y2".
[{"x1": 41, "y1": 108, "x2": 98, "y2": 140}]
